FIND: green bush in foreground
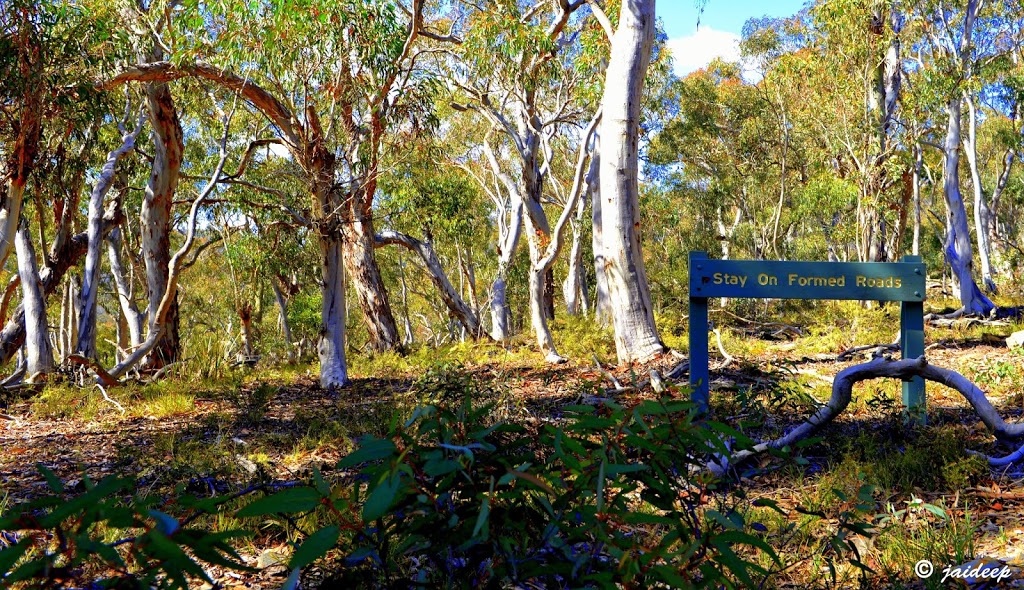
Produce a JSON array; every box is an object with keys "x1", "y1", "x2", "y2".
[{"x1": 1, "y1": 380, "x2": 790, "y2": 589}]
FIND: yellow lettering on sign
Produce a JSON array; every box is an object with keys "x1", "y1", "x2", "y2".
[
  {"x1": 787, "y1": 274, "x2": 846, "y2": 287},
  {"x1": 856, "y1": 276, "x2": 902, "y2": 288}
]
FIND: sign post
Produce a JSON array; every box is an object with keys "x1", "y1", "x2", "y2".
[{"x1": 688, "y1": 252, "x2": 926, "y2": 423}]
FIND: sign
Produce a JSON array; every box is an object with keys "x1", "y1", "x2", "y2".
[{"x1": 688, "y1": 251, "x2": 926, "y2": 423}]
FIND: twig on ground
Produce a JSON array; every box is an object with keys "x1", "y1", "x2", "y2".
[
  {"x1": 713, "y1": 328, "x2": 734, "y2": 369},
  {"x1": 592, "y1": 354, "x2": 623, "y2": 390},
  {"x1": 95, "y1": 384, "x2": 125, "y2": 414},
  {"x1": 65, "y1": 354, "x2": 120, "y2": 387}
]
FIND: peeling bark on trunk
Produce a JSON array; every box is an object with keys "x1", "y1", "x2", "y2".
[
  {"x1": 342, "y1": 204, "x2": 400, "y2": 352},
  {"x1": 599, "y1": 0, "x2": 666, "y2": 363},
  {"x1": 238, "y1": 302, "x2": 255, "y2": 359},
  {"x1": 375, "y1": 229, "x2": 482, "y2": 338},
  {"x1": 1, "y1": 77, "x2": 42, "y2": 273},
  {"x1": 141, "y1": 81, "x2": 184, "y2": 370},
  {"x1": 15, "y1": 225, "x2": 53, "y2": 377}
]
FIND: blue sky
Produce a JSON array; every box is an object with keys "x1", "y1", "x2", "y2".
[{"x1": 656, "y1": 0, "x2": 808, "y2": 76}]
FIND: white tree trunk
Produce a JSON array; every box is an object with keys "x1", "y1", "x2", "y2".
[
  {"x1": 106, "y1": 228, "x2": 144, "y2": 349},
  {"x1": 963, "y1": 94, "x2": 997, "y2": 293},
  {"x1": 77, "y1": 115, "x2": 144, "y2": 358},
  {"x1": 599, "y1": 0, "x2": 665, "y2": 363},
  {"x1": 319, "y1": 235, "x2": 348, "y2": 388},
  {"x1": 0, "y1": 182, "x2": 26, "y2": 275},
  {"x1": 490, "y1": 197, "x2": 523, "y2": 341},
  {"x1": 15, "y1": 224, "x2": 53, "y2": 377},
  {"x1": 59, "y1": 278, "x2": 73, "y2": 360},
  {"x1": 943, "y1": 96, "x2": 993, "y2": 315},
  {"x1": 591, "y1": 146, "x2": 612, "y2": 326},
  {"x1": 564, "y1": 156, "x2": 595, "y2": 316}
]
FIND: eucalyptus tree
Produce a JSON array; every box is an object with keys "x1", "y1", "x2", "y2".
[
  {"x1": 75, "y1": 109, "x2": 146, "y2": 359},
  {"x1": 108, "y1": 0, "x2": 454, "y2": 386},
  {"x1": 959, "y1": 1, "x2": 1023, "y2": 292},
  {"x1": 588, "y1": 0, "x2": 667, "y2": 363},
  {"x1": 375, "y1": 144, "x2": 487, "y2": 338},
  {"x1": 452, "y1": 0, "x2": 603, "y2": 362},
  {"x1": 917, "y1": 0, "x2": 995, "y2": 314},
  {"x1": 0, "y1": 0, "x2": 124, "y2": 368}
]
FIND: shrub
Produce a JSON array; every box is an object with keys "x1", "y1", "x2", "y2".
[{"x1": 259, "y1": 389, "x2": 781, "y2": 589}]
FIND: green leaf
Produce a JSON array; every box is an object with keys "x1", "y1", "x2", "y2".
[
  {"x1": 36, "y1": 464, "x2": 64, "y2": 493},
  {"x1": 236, "y1": 487, "x2": 321, "y2": 517},
  {"x1": 0, "y1": 539, "x2": 31, "y2": 575},
  {"x1": 312, "y1": 466, "x2": 330, "y2": 496},
  {"x1": 338, "y1": 438, "x2": 397, "y2": 469},
  {"x1": 363, "y1": 474, "x2": 401, "y2": 522},
  {"x1": 289, "y1": 525, "x2": 340, "y2": 569}
]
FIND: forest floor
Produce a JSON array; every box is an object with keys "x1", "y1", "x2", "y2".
[{"x1": 3, "y1": 300, "x2": 1024, "y2": 588}]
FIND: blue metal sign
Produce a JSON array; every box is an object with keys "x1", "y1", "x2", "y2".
[{"x1": 688, "y1": 251, "x2": 926, "y2": 423}]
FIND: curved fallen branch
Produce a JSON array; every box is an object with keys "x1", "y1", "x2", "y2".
[{"x1": 713, "y1": 356, "x2": 1024, "y2": 475}]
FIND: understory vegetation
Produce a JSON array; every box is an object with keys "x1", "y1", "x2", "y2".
[
  {"x1": 5, "y1": 0, "x2": 1024, "y2": 587},
  {"x1": 2, "y1": 300, "x2": 1024, "y2": 588}
]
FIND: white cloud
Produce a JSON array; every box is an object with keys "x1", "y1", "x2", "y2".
[{"x1": 665, "y1": 25, "x2": 741, "y2": 77}]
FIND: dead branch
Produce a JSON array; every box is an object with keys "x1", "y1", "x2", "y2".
[
  {"x1": 966, "y1": 444, "x2": 1024, "y2": 468},
  {"x1": 95, "y1": 384, "x2": 125, "y2": 414},
  {"x1": 593, "y1": 354, "x2": 623, "y2": 390},
  {"x1": 65, "y1": 354, "x2": 119, "y2": 387},
  {"x1": 712, "y1": 356, "x2": 1024, "y2": 475},
  {"x1": 836, "y1": 342, "x2": 900, "y2": 361},
  {"x1": 713, "y1": 328, "x2": 734, "y2": 368}
]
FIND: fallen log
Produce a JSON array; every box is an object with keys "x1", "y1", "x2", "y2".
[{"x1": 712, "y1": 356, "x2": 1024, "y2": 475}]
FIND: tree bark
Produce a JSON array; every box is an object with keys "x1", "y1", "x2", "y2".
[
  {"x1": 590, "y1": 145, "x2": 612, "y2": 325},
  {"x1": 943, "y1": 98, "x2": 993, "y2": 315},
  {"x1": 963, "y1": 94, "x2": 997, "y2": 293},
  {"x1": 107, "y1": 227, "x2": 144, "y2": 349},
  {"x1": 375, "y1": 229, "x2": 483, "y2": 338},
  {"x1": 342, "y1": 203, "x2": 400, "y2": 352},
  {"x1": 271, "y1": 280, "x2": 295, "y2": 361},
  {"x1": 140, "y1": 81, "x2": 184, "y2": 370},
  {"x1": 318, "y1": 233, "x2": 348, "y2": 387},
  {"x1": 0, "y1": 49, "x2": 42, "y2": 273},
  {"x1": 15, "y1": 224, "x2": 53, "y2": 378},
  {"x1": 490, "y1": 195, "x2": 523, "y2": 342},
  {"x1": 0, "y1": 213, "x2": 121, "y2": 367},
  {"x1": 77, "y1": 114, "x2": 145, "y2": 358},
  {"x1": 599, "y1": 0, "x2": 666, "y2": 363}
]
